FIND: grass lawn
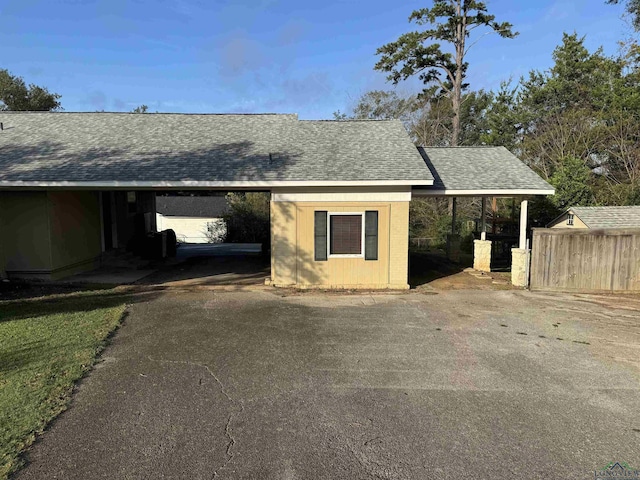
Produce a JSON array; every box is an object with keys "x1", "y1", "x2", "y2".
[{"x1": 0, "y1": 288, "x2": 131, "y2": 479}]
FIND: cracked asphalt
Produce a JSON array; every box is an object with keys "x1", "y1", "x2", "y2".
[{"x1": 15, "y1": 288, "x2": 640, "y2": 479}]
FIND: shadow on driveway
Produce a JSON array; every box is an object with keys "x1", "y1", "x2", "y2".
[{"x1": 137, "y1": 243, "x2": 269, "y2": 287}]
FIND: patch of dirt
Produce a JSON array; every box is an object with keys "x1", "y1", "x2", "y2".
[{"x1": 415, "y1": 270, "x2": 516, "y2": 291}]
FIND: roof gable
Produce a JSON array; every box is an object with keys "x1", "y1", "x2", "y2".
[{"x1": 569, "y1": 206, "x2": 640, "y2": 228}]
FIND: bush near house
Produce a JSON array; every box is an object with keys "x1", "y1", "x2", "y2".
[
  {"x1": 0, "y1": 289, "x2": 128, "y2": 479},
  {"x1": 223, "y1": 192, "x2": 270, "y2": 249}
]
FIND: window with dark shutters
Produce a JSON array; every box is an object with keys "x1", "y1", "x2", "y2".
[
  {"x1": 330, "y1": 215, "x2": 362, "y2": 255},
  {"x1": 314, "y1": 211, "x2": 328, "y2": 261},
  {"x1": 364, "y1": 211, "x2": 378, "y2": 260}
]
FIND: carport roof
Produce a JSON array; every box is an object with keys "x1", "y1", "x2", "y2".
[
  {"x1": 0, "y1": 112, "x2": 434, "y2": 188},
  {"x1": 414, "y1": 146, "x2": 555, "y2": 196}
]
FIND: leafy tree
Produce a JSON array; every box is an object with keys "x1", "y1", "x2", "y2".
[
  {"x1": 549, "y1": 156, "x2": 594, "y2": 210},
  {"x1": 374, "y1": 0, "x2": 517, "y2": 146},
  {"x1": 481, "y1": 80, "x2": 520, "y2": 150},
  {"x1": 332, "y1": 110, "x2": 349, "y2": 120},
  {"x1": 350, "y1": 90, "x2": 416, "y2": 121},
  {"x1": 607, "y1": 0, "x2": 640, "y2": 30},
  {"x1": 223, "y1": 193, "x2": 270, "y2": 247},
  {"x1": 0, "y1": 69, "x2": 61, "y2": 111},
  {"x1": 131, "y1": 104, "x2": 149, "y2": 113}
]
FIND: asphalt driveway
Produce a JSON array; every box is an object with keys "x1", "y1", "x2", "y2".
[{"x1": 16, "y1": 288, "x2": 640, "y2": 479}]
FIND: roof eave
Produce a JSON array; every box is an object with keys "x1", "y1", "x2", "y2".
[
  {"x1": 0, "y1": 179, "x2": 435, "y2": 190},
  {"x1": 412, "y1": 188, "x2": 556, "y2": 197}
]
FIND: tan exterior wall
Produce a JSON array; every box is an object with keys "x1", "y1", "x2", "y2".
[
  {"x1": 48, "y1": 191, "x2": 102, "y2": 278},
  {"x1": 0, "y1": 192, "x2": 53, "y2": 275},
  {"x1": 548, "y1": 212, "x2": 588, "y2": 229},
  {"x1": 0, "y1": 191, "x2": 102, "y2": 279},
  {"x1": 271, "y1": 200, "x2": 410, "y2": 289},
  {"x1": 156, "y1": 214, "x2": 225, "y2": 243}
]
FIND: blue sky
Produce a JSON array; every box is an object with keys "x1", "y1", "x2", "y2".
[{"x1": 0, "y1": 0, "x2": 633, "y2": 118}]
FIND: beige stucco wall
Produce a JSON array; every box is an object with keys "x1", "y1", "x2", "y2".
[
  {"x1": 548, "y1": 212, "x2": 588, "y2": 229},
  {"x1": 156, "y1": 214, "x2": 225, "y2": 243},
  {"x1": 271, "y1": 200, "x2": 410, "y2": 289},
  {"x1": 0, "y1": 191, "x2": 102, "y2": 279}
]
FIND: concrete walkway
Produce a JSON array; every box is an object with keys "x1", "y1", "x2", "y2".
[{"x1": 16, "y1": 289, "x2": 640, "y2": 479}]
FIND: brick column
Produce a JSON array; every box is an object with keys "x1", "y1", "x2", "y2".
[
  {"x1": 473, "y1": 239, "x2": 492, "y2": 272},
  {"x1": 511, "y1": 248, "x2": 530, "y2": 287}
]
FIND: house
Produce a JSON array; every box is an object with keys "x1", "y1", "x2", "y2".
[
  {"x1": 547, "y1": 206, "x2": 640, "y2": 229},
  {"x1": 156, "y1": 195, "x2": 229, "y2": 243},
  {"x1": 0, "y1": 112, "x2": 553, "y2": 288}
]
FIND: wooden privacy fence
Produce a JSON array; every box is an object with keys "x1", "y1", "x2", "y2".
[{"x1": 530, "y1": 228, "x2": 640, "y2": 293}]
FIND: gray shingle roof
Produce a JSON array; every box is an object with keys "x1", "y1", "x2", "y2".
[
  {"x1": 416, "y1": 146, "x2": 554, "y2": 194},
  {"x1": 0, "y1": 112, "x2": 433, "y2": 186},
  {"x1": 156, "y1": 195, "x2": 229, "y2": 218},
  {"x1": 569, "y1": 206, "x2": 640, "y2": 228}
]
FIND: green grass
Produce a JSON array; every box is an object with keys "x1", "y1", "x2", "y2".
[{"x1": 0, "y1": 289, "x2": 129, "y2": 479}]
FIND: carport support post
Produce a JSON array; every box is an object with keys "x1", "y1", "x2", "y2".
[
  {"x1": 474, "y1": 196, "x2": 492, "y2": 272},
  {"x1": 446, "y1": 197, "x2": 460, "y2": 263},
  {"x1": 519, "y1": 199, "x2": 528, "y2": 249},
  {"x1": 480, "y1": 197, "x2": 487, "y2": 241},
  {"x1": 512, "y1": 199, "x2": 531, "y2": 287}
]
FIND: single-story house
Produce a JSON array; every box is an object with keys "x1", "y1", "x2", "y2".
[
  {"x1": 0, "y1": 112, "x2": 553, "y2": 288},
  {"x1": 156, "y1": 195, "x2": 229, "y2": 243},
  {"x1": 547, "y1": 206, "x2": 640, "y2": 229}
]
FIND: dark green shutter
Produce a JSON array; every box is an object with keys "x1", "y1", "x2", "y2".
[
  {"x1": 365, "y1": 211, "x2": 378, "y2": 261},
  {"x1": 314, "y1": 211, "x2": 328, "y2": 261}
]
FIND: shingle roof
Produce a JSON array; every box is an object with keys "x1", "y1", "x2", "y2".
[
  {"x1": 569, "y1": 206, "x2": 640, "y2": 228},
  {"x1": 0, "y1": 112, "x2": 433, "y2": 186},
  {"x1": 156, "y1": 195, "x2": 229, "y2": 218},
  {"x1": 416, "y1": 146, "x2": 554, "y2": 194}
]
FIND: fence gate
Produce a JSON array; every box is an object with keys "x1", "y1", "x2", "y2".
[{"x1": 530, "y1": 228, "x2": 640, "y2": 293}]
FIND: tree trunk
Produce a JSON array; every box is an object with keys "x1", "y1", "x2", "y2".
[
  {"x1": 451, "y1": 1, "x2": 466, "y2": 147},
  {"x1": 451, "y1": 89, "x2": 461, "y2": 147}
]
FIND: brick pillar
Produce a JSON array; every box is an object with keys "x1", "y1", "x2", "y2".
[
  {"x1": 511, "y1": 248, "x2": 530, "y2": 287},
  {"x1": 473, "y1": 239, "x2": 492, "y2": 272},
  {"x1": 446, "y1": 234, "x2": 461, "y2": 263}
]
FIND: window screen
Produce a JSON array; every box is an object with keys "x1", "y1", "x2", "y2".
[{"x1": 330, "y1": 215, "x2": 362, "y2": 255}]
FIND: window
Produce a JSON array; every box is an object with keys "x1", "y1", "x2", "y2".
[
  {"x1": 330, "y1": 214, "x2": 363, "y2": 256},
  {"x1": 567, "y1": 213, "x2": 574, "y2": 226},
  {"x1": 314, "y1": 211, "x2": 378, "y2": 261}
]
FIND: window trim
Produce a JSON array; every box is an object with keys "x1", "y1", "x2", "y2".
[{"x1": 327, "y1": 212, "x2": 365, "y2": 259}]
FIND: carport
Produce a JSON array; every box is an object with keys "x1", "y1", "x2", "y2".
[
  {"x1": 0, "y1": 112, "x2": 553, "y2": 288},
  {"x1": 414, "y1": 147, "x2": 555, "y2": 286}
]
